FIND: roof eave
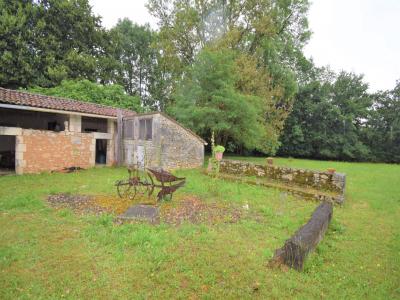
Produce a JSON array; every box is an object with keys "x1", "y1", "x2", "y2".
[{"x1": 0, "y1": 103, "x2": 118, "y2": 119}]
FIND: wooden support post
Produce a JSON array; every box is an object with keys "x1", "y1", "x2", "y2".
[
  {"x1": 270, "y1": 202, "x2": 333, "y2": 271},
  {"x1": 116, "y1": 110, "x2": 124, "y2": 166}
]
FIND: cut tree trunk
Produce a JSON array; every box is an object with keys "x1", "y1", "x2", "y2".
[{"x1": 270, "y1": 202, "x2": 333, "y2": 271}]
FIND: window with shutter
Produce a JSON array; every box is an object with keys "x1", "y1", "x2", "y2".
[
  {"x1": 124, "y1": 119, "x2": 134, "y2": 139},
  {"x1": 145, "y1": 119, "x2": 152, "y2": 140},
  {"x1": 139, "y1": 118, "x2": 152, "y2": 140}
]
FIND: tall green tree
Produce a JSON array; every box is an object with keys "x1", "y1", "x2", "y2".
[
  {"x1": 147, "y1": 0, "x2": 311, "y2": 150},
  {"x1": 0, "y1": 0, "x2": 36, "y2": 88},
  {"x1": 110, "y1": 18, "x2": 170, "y2": 110},
  {"x1": 111, "y1": 20, "x2": 153, "y2": 97},
  {"x1": 0, "y1": 0, "x2": 112, "y2": 88},
  {"x1": 279, "y1": 69, "x2": 372, "y2": 161},
  {"x1": 27, "y1": 80, "x2": 141, "y2": 112},
  {"x1": 172, "y1": 48, "x2": 265, "y2": 150},
  {"x1": 365, "y1": 81, "x2": 400, "y2": 162}
]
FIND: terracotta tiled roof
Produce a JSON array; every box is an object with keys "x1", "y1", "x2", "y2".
[{"x1": 0, "y1": 87, "x2": 136, "y2": 117}]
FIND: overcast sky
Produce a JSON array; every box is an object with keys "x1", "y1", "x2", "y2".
[{"x1": 89, "y1": 0, "x2": 400, "y2": 92}]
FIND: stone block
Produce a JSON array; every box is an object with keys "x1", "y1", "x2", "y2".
[
  {"x1": 15, "y1": 159, "x2": 26, "y2": 167},
  {"x1": 0, "y1": 126, "x2": 22, "y2": 136},
  {"x1": 15, "y1": 151, "x2": 24, "y2": 160},
  {"x1": 69, "y1": 115, "x2": 82, "y2": 132},
  {"x1": 15, "y1": 143, "x2": 26, "y2": 152}
]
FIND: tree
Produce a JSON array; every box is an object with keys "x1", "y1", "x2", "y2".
[
  {"x1": 365, "y1": 81, "x2": 400, "y2": 162},
  {"x1": 147, "y1": 0, "x2": 310, "y2": 73},
  {"x1": 0, "y1": 0, "x2": 36, "y2": 88},
  {"x1": 0, "y1": 0, "x2": 112, "y2": 88},
  {"x1": 111, "y1": 20, "x2": 153, "y2": 97},
  {"x1": 279, "y1": 69, "x2": 372, "y2": 161},
  {"x1": 147, "y1": 0, "x2": 311, "y2": 150},
  {"x1": 171, "y1": 48, "x2": 265, "y2": 150},
  {"x1": 110, "y1": 18, "x2": 172, "y2": 111},
  {"x1": 27, "y1": 80, "x2": 141, "y2": 112}
]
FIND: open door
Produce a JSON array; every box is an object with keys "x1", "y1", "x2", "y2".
[
  {"x1": 95, "y1": 139, "x2": 107, "y2": 165},
  {"x1": 0, "y1": 135, "x2": 15, "y2": 175}
]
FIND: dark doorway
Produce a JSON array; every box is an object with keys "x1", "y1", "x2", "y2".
[
  {"x1": 95, "y1": 139, "x2": 107, "y2": 165},
  {"x1": 0, "y1": 135, "x2": 16, "y2": 175}
]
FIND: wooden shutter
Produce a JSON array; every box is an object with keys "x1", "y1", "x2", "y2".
[
  {"x1": 124, "y1": 119, "x2": 134, "y2": 139},
  {"x1": 145, "y1": 119, "x2": 152, "y2": 140},
  {"x1": 139, "y1": 119, "x2": 146, "y2": 140}
]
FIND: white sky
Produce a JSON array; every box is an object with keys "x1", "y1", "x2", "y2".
[{"x1": 89, "y1": 0, "x2": 400, "y2": 91}]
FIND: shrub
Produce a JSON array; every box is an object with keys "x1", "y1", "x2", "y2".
[{"x1": 214, "y1": 145, "x2": 225, "y2": 153}]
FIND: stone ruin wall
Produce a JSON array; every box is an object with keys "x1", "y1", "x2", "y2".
[{"x1": 219, "y1": 160, "x2": 346, "y2": 201}]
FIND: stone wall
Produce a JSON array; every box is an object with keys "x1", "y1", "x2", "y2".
[
  {"x1": 122, "y1": 113, "x2": 205, "y2": 170},
  {"x1": 2, "y1": 116, "x2": 116, "y2": 174},
  {"x1": 122, "y1": 114, "x2": 162, "y2": 168},
  {"x1": 219, "y1": 159, "x2": 346, "y2": 204},
  {"x1": 159, "y1": 115, "x2": 204, "y2": 169},
  {"x1": 123, "y1": 139, "x2": 160, "y2": 168},
  {"x1": 18, "y1": 129, "x2": 95, "y2": 174}
]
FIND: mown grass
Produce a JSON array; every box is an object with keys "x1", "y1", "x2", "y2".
[{"x1": 0, "y1": 158, "x2": 399, "y2": 299}]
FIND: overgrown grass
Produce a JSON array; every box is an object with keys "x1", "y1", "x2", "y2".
[{"x1": 0, "y1": 158, "x2": 399, "y2": 299}]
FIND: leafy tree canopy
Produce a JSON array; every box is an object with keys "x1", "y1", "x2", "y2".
[
  {"x1": 171, "y1": 48, "x2": 266, "y2": 151},
  {"x1": 0, "y1": 0, "x2": 112, "y2": 88},
  {"x1": 365, "y1": 80, "x2": 400, "y2": 162},
  {"x1": 148, "y1": 0, "x2": 311, "y2": 151},
  {"x1": 279, "y1": 69, "x2": 374, "y2": 161},
  {"x1": 27, "y1": 80, "x2": 141, "y2": 112},
  {"x1": 110, "y1": 19, "x2": 167, "y2": 110}
]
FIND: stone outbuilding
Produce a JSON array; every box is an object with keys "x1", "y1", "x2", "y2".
[
  {"x1": 0, "y1": 88, "x2": 206, "y2": 175},
  {"x1": 122, "y1": 112, "x2": 206, "y2": 169}
]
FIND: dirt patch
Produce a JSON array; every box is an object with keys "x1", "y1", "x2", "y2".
[
  {"x1": 47, "y1": 193, "x2": 135, "y2": 215},
  {"x1": 47, "y1": 193, "x2": 244, "y2": 226},
  {"x1": 160, "y1": 196, "x2": 243, "y2": 226}
]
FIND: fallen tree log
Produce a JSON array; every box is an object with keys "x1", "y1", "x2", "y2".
[{"x1": 270, "y1": 202, "x2": 333, "y2": 271}]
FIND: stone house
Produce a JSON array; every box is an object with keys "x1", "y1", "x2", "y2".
[
  {"x1": 122, "y1": 112, "x2": 206, "y2": 169},
  {"x1": 0, "y1": 88, "x2": 206, "y2": 175}
]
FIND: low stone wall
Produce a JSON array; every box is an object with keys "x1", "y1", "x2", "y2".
[
  {"x1": 18, "y1": 129, "x2": 96, "y2": 174},
  {"x1": 219, "y1": 159, "x2": 346, "y2": 203}
]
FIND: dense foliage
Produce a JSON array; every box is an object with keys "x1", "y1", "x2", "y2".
[
  {"x1": 28, "y1": 80, "x2": 141, "y2": 112},
  {"x1": 0, "y1": 0, "x2": 112, "y2": 88},
  {"x1": 365, "y1": 81, "x2": 400, "y2": 162},
  {"x1": 172, "y1": 49, "x2": 266, "y2": 151},
  {"x1": 110, "y1": 19, "x2": 169, "y2": 110},
  {"x1": 0, "y1": 0, "x2": 398, "y2": 162},
  {"x1": 148, "y1": 0, "x2": 311, "y2": 152},
  {"x1": 279, "y1": 67, "x2": 400, "y2": 162},
  {"x1": 279, "y1": 70, "x2": 372, "y2": 161}
]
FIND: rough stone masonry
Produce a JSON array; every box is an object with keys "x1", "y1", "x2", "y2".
[{"x1": 219, "y1": 159, "x2": 346, "y2": 204}]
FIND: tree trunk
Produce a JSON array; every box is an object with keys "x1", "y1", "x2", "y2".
[{"x1": 270, "y1": 202, "x2": 333, "y2": 271}]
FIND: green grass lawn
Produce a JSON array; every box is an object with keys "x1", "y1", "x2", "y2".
[{"x1": 0, "y1": 157, "x2": 399, "y2": 299}]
